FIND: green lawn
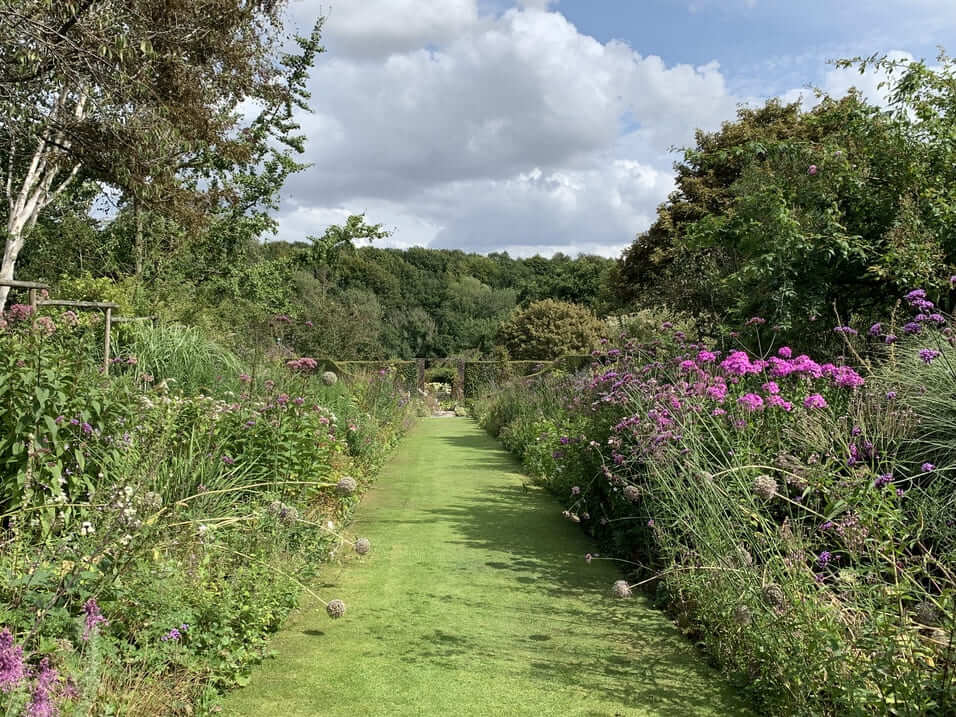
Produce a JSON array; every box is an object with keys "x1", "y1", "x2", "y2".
[{"x1": 223, "y1": 418, "x2": 751, "y2": 716}]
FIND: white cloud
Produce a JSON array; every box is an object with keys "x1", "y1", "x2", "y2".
[{"x1": 275, "y1": 2, "x2": 740, "y2": 257}]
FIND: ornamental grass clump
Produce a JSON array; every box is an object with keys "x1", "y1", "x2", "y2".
[{"x1": 474, "y1": 288, "x2": 956, "y2": 716}]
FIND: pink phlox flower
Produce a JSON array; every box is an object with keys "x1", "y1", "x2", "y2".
[
  {"x1": 803, "y1": 393, "x2": 828, "y2": 409},
  {"x1": 767, "y1": 395, "x2": 793, "y2": 411},
  {"x1": 738, "y1": 393, "x2": 765, "y2": 412}
]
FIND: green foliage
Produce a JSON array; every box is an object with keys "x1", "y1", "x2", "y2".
[
  {"x1": 611, "y1": 57, "x2": 956, "y2": 342},
  {"x1": 497, "y1": 299, "x2": 604, "y2": 360},
  {"x1": 0, "y1": 313, "x2": 416, "y2": 712},
  {"x1": 475, "y1": 311, "x2": 956, "y2": 716}
]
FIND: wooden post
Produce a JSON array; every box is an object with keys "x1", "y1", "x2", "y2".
[
  {"x1": 417, "y1": 359, "x2": 425, "y2": 392},
  {"x1": 28, "y1": 289, "x2": 37, "y2": 311},
  {"x1": 455, "y1": 359, "x2": 465, "y2": 400},
  {"x1": 103, "y1": 307, "x2": 112, "y2": 375}
]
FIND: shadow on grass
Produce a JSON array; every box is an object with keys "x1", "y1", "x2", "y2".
[{"x1": 398, "y1": 428, "x2": 755, "y2": 715}]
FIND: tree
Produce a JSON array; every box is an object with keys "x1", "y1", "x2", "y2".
[
  {"x1": 610, "y1": 62, "x2": 956, "y2": 340},
  {"x1": 497, "y1": 299, "x2": 604, "y2": 360},
  {"x1": 0, "y1": 0, "x2": 323, "y2": 309},
  {"x1": 307, "y1": 215, "x2": 390, "y2": 282}
]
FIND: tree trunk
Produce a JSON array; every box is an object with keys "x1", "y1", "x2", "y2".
[
  {"x1": 134, "y1": 198, "x2": 144, "y2": 279},
  {"x1": 0, "y1": 88, "x2": 87, "y2": 313},
  {"x1": 0, "y1": 228, "x2": 26, "y2": 311}
]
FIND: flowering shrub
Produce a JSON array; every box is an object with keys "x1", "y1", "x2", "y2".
[
  {"x1": 0, "y1": 311, "x2": 417, "y2": 712},
  {"x1": 475, "y1": 293, "x2": 955, "y2": 716}
]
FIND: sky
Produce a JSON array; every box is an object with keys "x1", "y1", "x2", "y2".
[{"x1": 272, "y1": 0, "x2": 956, "y2": 258}]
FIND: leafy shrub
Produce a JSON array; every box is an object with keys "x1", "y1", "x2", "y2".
[
  {"x1": 497, "y1": 299, "x2": 604, "y2": 360},
  {"x1": 0, "y1": 307, "x2": 416, "y2": 713},
  {"x1": 476, "y1": 291, "x2": 956, "y2": 716}
]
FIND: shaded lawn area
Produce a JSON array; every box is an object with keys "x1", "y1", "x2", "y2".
[{"x1": 223, "y1": 418, "x2": 752, "y2": 716}]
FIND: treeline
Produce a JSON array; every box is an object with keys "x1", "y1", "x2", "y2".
[
  {"x1": 608, "y1": 53, "x2": 956, "y2": 350},
  {"x1": 15, "y1": 216, "x2": 614, "y2": 358}
]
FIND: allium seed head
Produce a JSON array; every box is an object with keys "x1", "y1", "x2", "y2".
[
  {"x1": 762, "y1": 584, "x2": 787, "y2": 612},
  {"x1": 733, "y1": 604, "x2": 752, "y2": 626},
  {"x1": 752, "y1": 474, "x2": 777, "y2": 500},
  {"x1": 321, "y1": 371, "x2": 338, "y2": 386},
  {"x1": 326, "y1": 599, "x2": 346, "y2": 619},
  {"x1": 622, "y1": 484, "x2": 641, "y2": 502},
  {"x1": 915, "y1": 601, "x2": 941, "y2": 627},
  {"x1": 336, "y1": 476, "x2": 357, "y2": 496},
  {"x1": 354, "y1": 538, "x2": 371, "y2": 555},
  {"x1": 611, "y1": 580, "x2": 632, "y2": 598}
]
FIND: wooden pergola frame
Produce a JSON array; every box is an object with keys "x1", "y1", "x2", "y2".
[{"x1": 1, "y1": 280, "x2": 157, "y2": 374}]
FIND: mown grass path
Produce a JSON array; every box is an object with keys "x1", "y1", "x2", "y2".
[{"x1": 224, "y1": 418, "x2": 751, "y2": 716}]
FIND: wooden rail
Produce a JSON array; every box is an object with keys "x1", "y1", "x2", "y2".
[
  {"x1": 2, "y1": 282, "x2": 158, "y2": 375},
  {"x1": 0, "y1": 279, "x2": 50, "y2": 310}
]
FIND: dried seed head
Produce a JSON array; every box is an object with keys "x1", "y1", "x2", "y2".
[
  {"x1": 336, "y1": 477, "x2": 358, "y2": 496},
  {"x1": 611, "y1": 580, "x2": 632, "y2": 598},
  {"x1": 321, "y1": 371, "x2": 338, "y2": 386},
  {"x1": 752, "y1": 474, "x2": 777, "y2": 500},
  {"x1": 762, "y1": 584, "x2": 787, "y2": 612},
  {"x1": 733, "y1": 604, "x2": 752, "y2": 626},
  {"x1": 915, "y1": 601, "x2": 941, "y2": 627},
  {"x1": 354, "y1": 538, "x2": 371, "y2": 555},
  {"x1": 326, "y1": 599, "x2": 346, "y2": 619},
  {"x1": 622, "y1": 484, "x2": 641, "y2": 502}
]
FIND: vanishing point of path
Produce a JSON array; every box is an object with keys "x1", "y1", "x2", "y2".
[{"x1": 225, "y1": 418, "x2": 751, "y2": 717}]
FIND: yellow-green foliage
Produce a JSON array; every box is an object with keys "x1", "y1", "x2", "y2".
[{"x1": 497, "y1": 299, "x2": 604, "y2": 360}]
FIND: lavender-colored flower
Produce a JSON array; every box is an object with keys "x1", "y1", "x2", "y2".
[
  {"x1": 833, "y1": 325, "x2": 858, "y2": 336},
  {"x1": 868, "y1": 323, "x2": 882, "y2": 337},
  {"x1": 817, "y1": 551, "x2": 832, "y2": 567},
  {"x1": 874, "y1": 473, "x2": 893, "y2": 489},
  {"x1": 326, "y1": 599, "x2": 346, "y2": 619},
  {"x1": 803, "y1": 394, "x2": 828, "y2": 409},
  {"x1": 886, "y1": 391, "x2": 897, "y2": 400},
  {"x1": 81, "y1": 422, "x2": 93, "y2": 435},
  {"x1": 921, "y1": 462, "x2": 935, "y2": 473},
  {"x1": 903, "y1": 322, "x2": 922, "y2": 335},
  {"x1": 27, "y1": 658, "x2": 58, "y2": 717},
  {"x1": 82, "y1": 598, "x2": 107, "y2": 641},
  {"x1": 808, "y1": 164, "x2": 818, "y2": 175},
  {"x1": 919, "y1": 349, "x2": 941, "y2": 364},
  {"x1": 777, "y1": 346, "x2": 793, "y2": 359},
  {"x1": 221, "y1": 455, "x2": 236, "y2": 465},
  {"x1": 611, "y1": 580, "x2": 632, "y2": 598},
  {"x1": 0, "y1": 629, "x2": 25, "y2": 693},
  {"x1": 884, "y1": 333, "x2": 898, "y2": 344},
  {"x1": 161, "y1": 628, "x2": 182, "y2": 642}
]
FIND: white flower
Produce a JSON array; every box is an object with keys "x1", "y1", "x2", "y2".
[{"x1": 80, "y1": 521, "x2": 95, "y2": 536}]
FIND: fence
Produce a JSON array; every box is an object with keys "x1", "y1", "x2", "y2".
[{"x1": 0, "y1": 279, "x2": 157, "y2": 374}]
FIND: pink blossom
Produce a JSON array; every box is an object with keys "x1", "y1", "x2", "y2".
[
  {"x1": 803, "y1": 394, "x2": 828, "y2": 409},
  {"x1": 738, "y1": 393, "x2": 765, "y2": 412}
]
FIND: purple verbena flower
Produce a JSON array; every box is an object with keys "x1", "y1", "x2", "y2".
[
  {"x1": 919, "y1": 349, "x2": 941, "y2": 364},
  {"x1": 0, "y1": 628, "x2": 25, "y2": 693}
]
